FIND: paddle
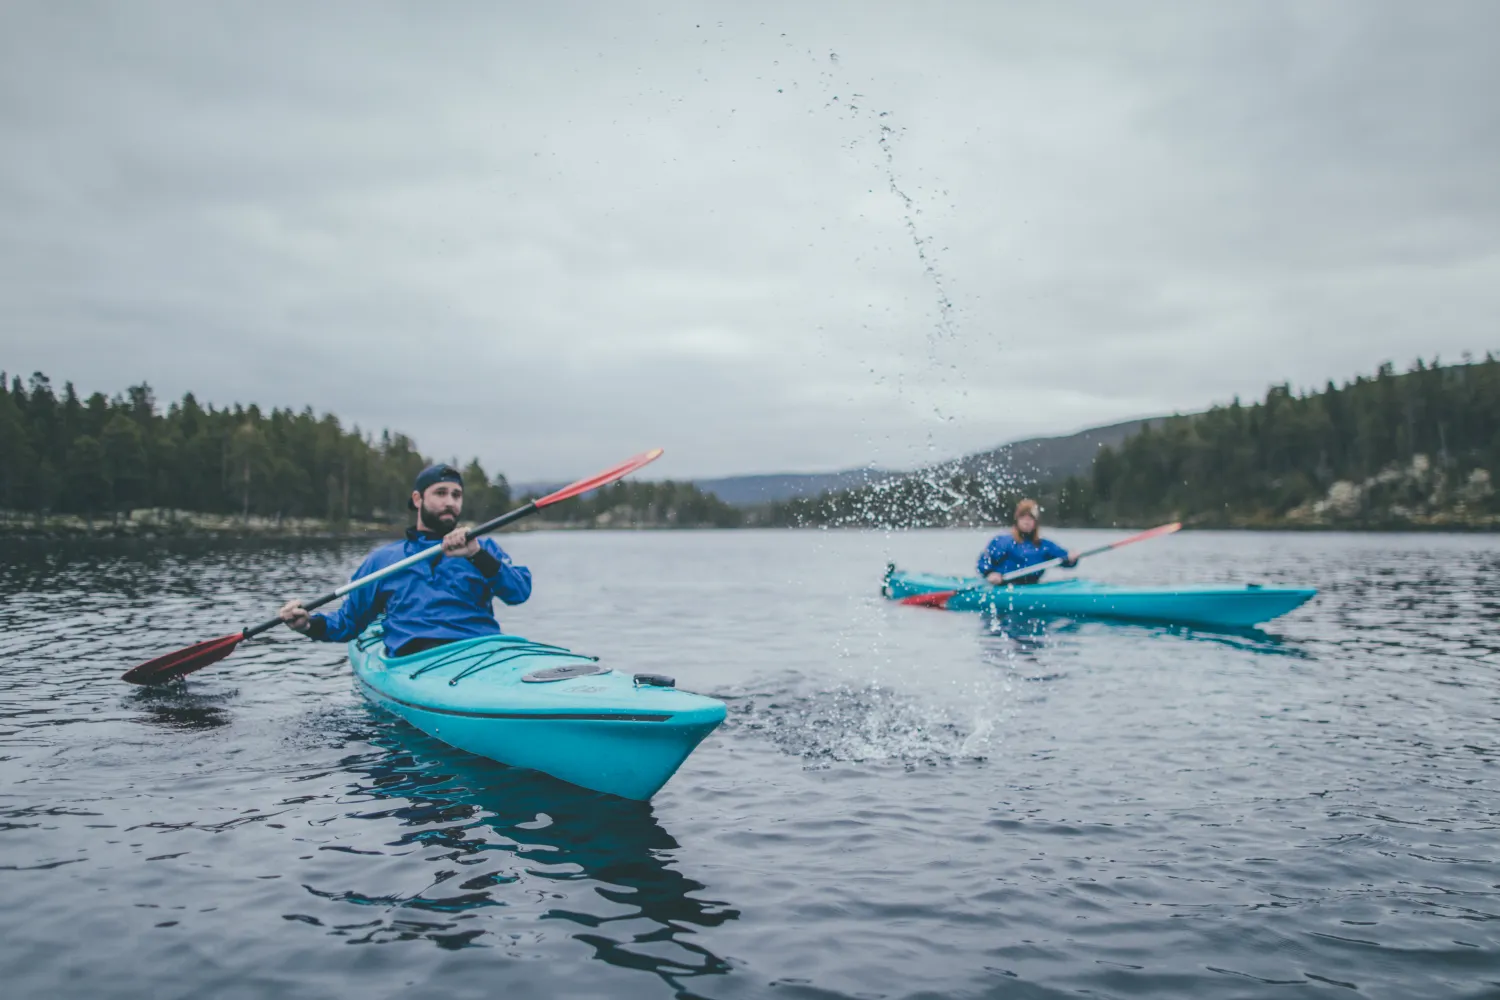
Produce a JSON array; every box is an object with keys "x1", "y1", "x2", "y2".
[
  {"x1": 895, "y1": 520, "x2": 1182, "y2": 608},
  {"x1": 121, "y1": 448, "x2": 664, "y2": 685}
]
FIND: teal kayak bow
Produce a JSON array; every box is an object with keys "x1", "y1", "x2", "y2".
[{"x1": 350, "y1": 626, "x2": 725, "y2": 800}]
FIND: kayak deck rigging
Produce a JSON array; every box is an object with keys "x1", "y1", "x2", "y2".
[{"x1": 356, "y1": 619, "x2": 601, "y2": 686}]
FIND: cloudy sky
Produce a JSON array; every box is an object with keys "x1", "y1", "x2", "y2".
[{"x1": 2, "y1": 2, "x2": 1497, "y2": 480}]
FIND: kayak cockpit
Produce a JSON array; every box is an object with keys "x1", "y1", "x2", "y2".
[{"x1": 355, "y1": 620, "x2": 604, "y2": 687}]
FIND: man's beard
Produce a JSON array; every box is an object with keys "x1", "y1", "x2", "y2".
[{"x1": 421, "y1": 505, "x2": 459, "y2": 534}]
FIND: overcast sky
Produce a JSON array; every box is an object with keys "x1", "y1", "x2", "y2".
[{"x1": 2, "y1": 2, "x2": 1497, "y2": 480}]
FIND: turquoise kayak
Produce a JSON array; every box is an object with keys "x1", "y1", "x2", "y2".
[
  {"x1": 883, "y1": 567, "x2": 1315, "y2": 629},
  {"x1": 349, "y1": 625, "x2": 726, "y2": 800}
]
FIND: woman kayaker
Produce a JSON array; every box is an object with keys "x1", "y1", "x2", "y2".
[{"x1": 978, "y1": 499, "x2": 1077, "y2": 585}]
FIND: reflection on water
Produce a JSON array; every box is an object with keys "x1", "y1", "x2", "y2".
[
  {"x1": 981, "y1": 611, "x2": 1313, "y2": 660},
  {"x1": 298, "y1": 716, "x2": 737, "y2": 989},
  {"x1": 127, "y1": 685, "x2": 235, "y2": 731}
]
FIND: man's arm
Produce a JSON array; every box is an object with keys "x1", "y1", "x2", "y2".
[
  {"x1": 433, "y1": 527, "x2": 532, "y2": 605},
  {"x1": 280, "y1": 554, "x2": 386, "y2": 641},
  {"x1": 471, "y1": 539, "x2": 532, "y2": 605}
]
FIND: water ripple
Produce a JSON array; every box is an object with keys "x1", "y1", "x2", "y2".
[{"x1": 2, "y1": 530, "x2": 1499, "y2": 998}]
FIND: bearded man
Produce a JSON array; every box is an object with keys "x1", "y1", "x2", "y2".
[{"x1": 279, "y1": 463, "x2": 531, "y2": 656}]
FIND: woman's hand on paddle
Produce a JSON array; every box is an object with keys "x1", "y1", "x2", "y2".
[
  {"x1": 985, "y1": 572, "x2": 1006, "y2": 585},
  {"x1": 278, "y1": 599, "x2": 312, "y2": 633},
  {"x1": 442, "y1": 527, "x2": 480, "y2": 559},
  {"x1": 1062, "y1": 553, "x2": 1080, "y2": 569}
]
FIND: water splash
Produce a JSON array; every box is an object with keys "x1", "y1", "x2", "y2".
[
  {"x1": 724, "y1": 684, "x2": 988, "y2": 764},
  {"x1": 759, "y1": 42, "x2": 1052, "y2": 529}
]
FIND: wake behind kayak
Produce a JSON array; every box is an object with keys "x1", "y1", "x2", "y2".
[{"x1": 350, "y1": 623, "x2": 725, "y2": 800}]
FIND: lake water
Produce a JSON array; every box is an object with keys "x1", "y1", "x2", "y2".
[{"x1": 2, "y1": 528, "x2": 1498, "y2": 999}]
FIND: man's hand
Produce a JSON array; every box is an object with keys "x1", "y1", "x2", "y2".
[
  {"x1": 442, "y1": 526, "x2": 480, "y2": 559},
  {"x1": 279, "y1": 599, "x2": 312, "y2": 633},
  {"x1": 985, "y1": 572, "x2": 1006, "y2": 585}
]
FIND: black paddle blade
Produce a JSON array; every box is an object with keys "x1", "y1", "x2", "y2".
[{"x1": 121, "y1": 633, "x2": 244, "y2": 685}]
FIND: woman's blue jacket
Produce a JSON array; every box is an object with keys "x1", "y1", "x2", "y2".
[{"x1": 977, "y1": 533, "x2": 1069, "y2": 584}]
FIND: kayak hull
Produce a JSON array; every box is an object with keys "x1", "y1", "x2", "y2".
[
  {"x1": 350, "y1": 629, "x2": 725, "y2": 800},
  {"x1": 884, "y1": 571, "x2": 1315, "y2": 629}
]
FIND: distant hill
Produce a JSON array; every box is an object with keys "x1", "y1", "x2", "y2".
[
  {"x1": 516, "y1": 469, "x2": 896, "y2": 506},
  {"x1": 754, "y1": 357, "x2": 1500, "y2": 530},
  {"x1": 951, "y1": 417, "x2": 1167, "y2": 482},
  {"x1": 688, "y1": 469, "x2": 893, "y2": 506},
  {"x1": 517, "y1": 418, "x2": 1166, "y2": 507},
  {"x1": 686, "y1": 417, "x2": 1168, "y2": 506}
]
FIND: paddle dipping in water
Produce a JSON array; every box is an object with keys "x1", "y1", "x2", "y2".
[
  {"x1": 120, "y1": 448, "x2": 727, "y2": 801},
  {"x1": 881, "y1": 518, "x2": 1314, "y2": 628},
  {"x1": 122, "y1": 449, "x2": 664, "y2": 684}
]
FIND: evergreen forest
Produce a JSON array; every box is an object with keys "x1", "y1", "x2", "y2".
[
  {"x1": 6, "y1": 357, "x2": 1496, "y2": 535},
  {"x1": 0, "y1": 372, "x2": 735, "y2": 530},
  {"x1": 761, "y1": 356, "x2": 1500, "y2": 530}
]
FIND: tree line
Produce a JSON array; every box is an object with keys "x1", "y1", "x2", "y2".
[
  {"x1": 525, "y1": 480, "x2": 743, "y2": 529},
  {"x1": 10, "y1": 356, "x2": 1493, "y2": 532},
  {"x1": 758, "y1": 355, "x2": 1500, "y2": 529},
  {"x1": 0, "y1": 371, "x2": 739, "y2": 529},
  {"x1": 0, "y1": 371, "x2": 509, "y2": 523},
  {"x1": 1081, "y1": 356, "x2": 1500, "y2": 525}
]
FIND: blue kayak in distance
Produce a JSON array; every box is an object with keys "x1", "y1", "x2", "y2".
[
  {"x1": 883, "y1": 568, "x2": 1316, "y2": 629},
  {"x1": 349, "y1": 626, "x2": 726, "y2": 800}
]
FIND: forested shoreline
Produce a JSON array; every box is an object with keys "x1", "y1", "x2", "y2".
[
  {"x1": 760, "y1": 357, "x2": 1500, "y2": 531},
  {"x1": 5, "y1": 357, "x2": 1497, "y2": 537},
  {"x1": 0, "y1": 372, "x2": 738, "y2": 535}
]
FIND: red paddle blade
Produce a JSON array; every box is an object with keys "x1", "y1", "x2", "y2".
[
  {"x1": 121, "y1": 633, "x2": 244, "y2": 685},
  {"x1": 1112, "y1": 521, "x2": 1181, "y2": 549},
  {"x1": 535, "y1": 448, "x2": 664, "y2": 508},
  {"x1": 899, "y1": 590, "x2": 957, "y2": 609}
]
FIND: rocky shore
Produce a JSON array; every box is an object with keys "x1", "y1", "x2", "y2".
[
  {"x1": 0, "y1": 508, "x2": 400, "y2": 541},
  {"x1": 0, "y1": 508, "x2": 726, "y2": 540},
  {"x1": 1242, "y1": 457, "x2": 1499, "y2": 530}
]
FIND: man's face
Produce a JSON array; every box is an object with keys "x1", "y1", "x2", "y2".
[{"x1": 415, "y1": 482, "x2": 464, "y2": 532}]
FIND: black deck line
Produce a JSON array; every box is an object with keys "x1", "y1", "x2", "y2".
[{"x1": 355, "y1": 676, "x2": 672, "y2": 723}]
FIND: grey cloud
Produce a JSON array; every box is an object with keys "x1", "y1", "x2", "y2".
[{"x1": 2, "y1": 1, "x2": 1497, "y2": 480}]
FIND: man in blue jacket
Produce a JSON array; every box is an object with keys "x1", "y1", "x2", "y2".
[
  {"x1": 978, "y1": 498, "x2": 1078, "y2": 586},
  {"x1": 278, "y1": 463, "x2": 532, "y2": 656}
]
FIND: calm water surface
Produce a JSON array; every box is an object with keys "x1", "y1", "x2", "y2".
[{"x1": 2, "y1": 529, "x2": 1498, "y2": 999}]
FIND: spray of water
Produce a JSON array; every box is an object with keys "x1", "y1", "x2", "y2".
[
  {"x1": 725, "y1": 683, "x2": 981, "y2": 764},
  {"x1": 758, "y1": 38, "x2": 1042, "y2": 762},
  {"x1": 759, "y1": 45, "x2": 1048, "y2": 530}
]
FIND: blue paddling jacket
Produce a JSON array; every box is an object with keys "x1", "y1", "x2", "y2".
[
  {"x1": 977, "y1": 533, "x2": 1070, "y2": 585},
  {"x1": 305, "y1": 528, "x2": 531, "y2": 653}
]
